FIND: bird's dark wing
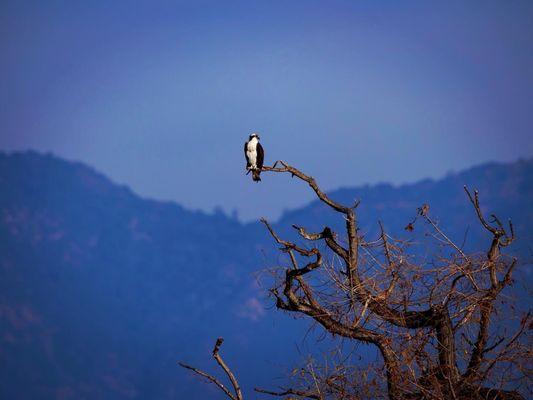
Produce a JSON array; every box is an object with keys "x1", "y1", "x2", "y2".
[
  {"x1": 244, "y1": 141, "x2": 250, "y2": 168},
  {"x1": 257, "y1": 142, "x2": 264, "y2": 169}
]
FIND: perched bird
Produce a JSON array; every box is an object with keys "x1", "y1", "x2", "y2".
[{"x1": 244, "y1": 133, "x2": 264, "y2": 182}]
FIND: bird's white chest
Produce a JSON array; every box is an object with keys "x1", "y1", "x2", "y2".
[{"x1": 246, "y1": 138, "x2": 258, "y2": 167}]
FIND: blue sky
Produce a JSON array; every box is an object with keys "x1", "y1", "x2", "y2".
[{"x1": 1, "y1": 1, "x2": 532, "y2": 220}]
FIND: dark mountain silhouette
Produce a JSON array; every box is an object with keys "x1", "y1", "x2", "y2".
[{"x1": 0, "y1": 151, "x2": 531, "y2": 399}]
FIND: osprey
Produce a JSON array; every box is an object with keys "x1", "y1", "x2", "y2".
[{"x1": 244, "y1": 133, "x2": 264, "y2": 182}]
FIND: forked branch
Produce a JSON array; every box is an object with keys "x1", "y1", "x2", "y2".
[{"x1": 179, "y1": 337, "x2": 243, "y2": 400}]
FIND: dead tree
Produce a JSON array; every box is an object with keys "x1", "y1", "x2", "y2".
[
  {"x1": 254, "y1": 161, "x2": 530, "y2": 400},
  {"x1": 180, "y1": 160, "x2": 531, "y2": 400}
]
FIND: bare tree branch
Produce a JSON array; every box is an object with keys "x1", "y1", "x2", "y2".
[
  {"x1": 179, "y1": 337, "x2": 243, "y2": 400},
  {"x1": 255, "y1": 387, "x2": 321, "y2": 399}
]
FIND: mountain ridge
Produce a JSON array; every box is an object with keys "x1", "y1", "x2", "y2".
[
  {"x1": 0, "y1": 150, "x2": 531, "y2": 399},
  {"x1": 4, "y1": 150, "x2": 530, "y2": 226}
]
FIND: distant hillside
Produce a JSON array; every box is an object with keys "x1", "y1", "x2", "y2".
[
  {"x1": 0, "y1": 151, "x2": 531, "y2": 399},
  {"x1": 0, "y1": 151, "x2": 274, "y2": 399}
]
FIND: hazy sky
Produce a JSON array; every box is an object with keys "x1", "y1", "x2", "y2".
[{"x1": 1, "y1": 1, "x2": 532, "y2": 220}]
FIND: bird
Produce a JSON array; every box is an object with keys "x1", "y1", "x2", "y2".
[{"x1": 244, "y1": 133, "x2": 264, "y2": 182}]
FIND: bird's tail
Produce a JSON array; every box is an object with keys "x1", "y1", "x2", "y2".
[{"x1": 252, "y1": 169, "x2": 261, "y2": 182}]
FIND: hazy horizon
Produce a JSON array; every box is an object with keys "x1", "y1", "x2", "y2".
[{"x1": 2, "y1": 148, "x2": 531, "y2": 223}]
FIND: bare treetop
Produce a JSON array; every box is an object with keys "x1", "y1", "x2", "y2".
[{"x1": 180, "y1": 160, "x2": 531, "y2": 400}]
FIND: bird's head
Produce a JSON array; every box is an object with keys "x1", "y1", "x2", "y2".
[{"x1": 249, "y1": 133, "x2": 260, "y2": 140}]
